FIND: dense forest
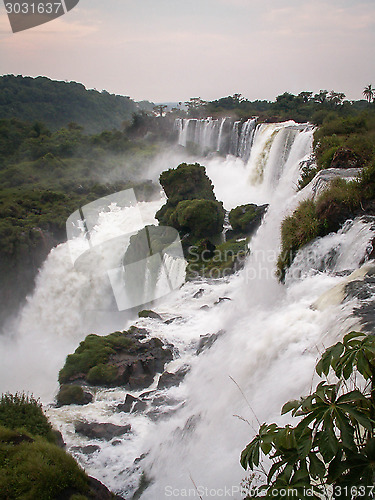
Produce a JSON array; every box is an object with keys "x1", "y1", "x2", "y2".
[{"x1": 0, "y1": 75, "x2": 154, "y2": 133}]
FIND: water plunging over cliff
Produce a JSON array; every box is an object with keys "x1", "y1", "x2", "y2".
[{"x1": 2, "y1": 122, "x2": 373, "y2": 499}]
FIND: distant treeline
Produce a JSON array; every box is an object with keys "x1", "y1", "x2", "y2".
[
  {"x1": 182, "y1": 91, "x2": 373, "y2": 124},
  {"x1": 0, "y1": 75, "x2": 154, "y2": 134}
]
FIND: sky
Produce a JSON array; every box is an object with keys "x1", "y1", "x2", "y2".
[{"x1": 0, "y1": 0, "x2": 374, "y2": 103}]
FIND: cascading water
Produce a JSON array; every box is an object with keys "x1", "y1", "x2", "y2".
[{"x1": 1, "y1": 122, "x2": 373, "y2": 499}]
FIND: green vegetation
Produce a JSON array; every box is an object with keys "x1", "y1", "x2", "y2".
[
  {"x1": 156, "y1": 163, "x2": 223, "y2": 243},
  {"x1": 0, "y1": 393, "x2": 54, "y2": 441},
  {"x1": 278, "y1": 104, "x2": 375, "y2": 279},
  {"x1": 56, "y1": 385, "x2": 92, "y2": 406},
  {"x1": 0, "y1": 393, "x2": 92, "y2": 499},
  {"x1": 228, "y1": 204, "x2": 268, "y2": 237},
  {"x1": 241, "y1": 332, "x2": 375, "y2": 498},
  {"x1": 186, "y1": 237, "x2": 248, "y2": 279},
  {"x1": 0, "y1": 74, "x2": 148, "y2": 133},
  {"x1": 172, "y1": 199, "x2": 225, "y2": 239},
  {"x1": 0, "y1": 116, "x2": 161, "y2": 326},
  {"x1": 59, "y1": 332, "x2": 133, "y2": 384},
  {"x1": 277, "y1": 175, "x2": 367, "y2": 280}
]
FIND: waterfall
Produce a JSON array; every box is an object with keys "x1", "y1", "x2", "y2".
[
  {"x1": 175, "y1": 117, "x2": 259, "y2": 159},
  {"x1": 2, "y1": 122, "x2": 372, "y2": 499},
  {"x1": 237, "y1": 118, "x2": 257, "y2": 162}
]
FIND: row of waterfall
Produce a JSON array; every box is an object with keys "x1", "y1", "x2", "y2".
[
  {"x1": 1, "y1": 121, "x2": 373, "y2": 499},
  {"x1": 175, "y1": 117, "x2": 312, "y2": 167}
]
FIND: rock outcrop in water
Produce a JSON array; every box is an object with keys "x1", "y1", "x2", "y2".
[
  {"x1": 228, "y1": 203, "x2": 268, "y2": 238},
  {"x1": 57, "y1": 327, "x2": 173, "y2": 400},
  {"x1": 156, "y1": 162, "x2": 225, "y2": 243}
]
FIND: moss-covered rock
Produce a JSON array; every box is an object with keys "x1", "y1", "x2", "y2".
[
  {"x1": 228, "y1": 203, "x2": 268, "y2": 237},
  {"x1": 186, "y1": 237, "x2": 249, "y2": 279},
  {"x1": 138, "y1": 310, "x2": 163, "y2": 320},
  {"x1": 56, "y1": 385, "x2": 93, "y2": 407},
  {"x1": 158, "y1": 162, "x2": 216, "y2": 208},
  {"x1": 172, "y1": 199, "x2": 225, "y2": 239},
  {"x1": 58, "y1": 327, "x2": 173, "y2": 389},
  {"x1": 156, "y1": 162, "x2": 218, "y2": 230}
]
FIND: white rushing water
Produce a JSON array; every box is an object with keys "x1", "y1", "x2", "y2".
[{"x1": 1, "y1": 121, "x2": 374, "y2": 499}]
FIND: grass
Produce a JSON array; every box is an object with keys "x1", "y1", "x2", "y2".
[{"x1": 278, "y1": 162, "x2": 375, "y2": 280}]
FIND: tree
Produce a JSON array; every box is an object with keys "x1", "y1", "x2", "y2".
[
  {"x1": 363, "y1": 85, "x2": 374, "y2": 103},
  {"x1": 327, "y1": 91, "x2": 346, "y2": 106},
  {"x1": 153, "y1": 104, "x2": 168, "y2": 117},
  {"x1": 184, "y1": 97, "x2": 207, "y2": 117},
  {"x1": 298, "y1": 91, "x2": 313, "y2": 103},
  {"x1": 314, "y1": 90, "x2": 329, "y2": 104},
  {"x1": 241, "y1": 332, "x2": 375, "y2": 499}
]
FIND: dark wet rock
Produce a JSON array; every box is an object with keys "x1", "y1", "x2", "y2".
[
  {"x1": 330, "y1": 147, "x2": 364, "y2": 170},
  {"x1": 71, "y1": 444, "x2": 100, "y2": 455},
  {"x1": 138, "y1": 310, "x2": 163, "y2": 320},
  {"x1": 193, "y1": 288, "x2": 205, "y2": 299},
  {"x1": 88, "y1": 476, "x2": 125, "y2": 500},
  {"x1": 52, "y1": 429, "x2": 66, "y2": 448},
  {"x1": 75, "y1": 422, "x2": 131, "y2": 440},
  {"x1": 138, "y1": 390, "x2": 156, "y2": 400},
  {"x1": 146, "y1": 406, "x2": 181, "y2": 422},
  {"x1": 150, "y1": 394, "x2": 180, "y2": 407},
  {"x1": 164, "y1": 316, "x2": 183, "y2": 325},
  {"x1": 117, "y1": 394, "x2": 147, "y2": 413},
  {"x1": 214, "y1": 297, "x2": 231, "y2": 305},
  {"x1": 196, "y1": 331, "x2": 224, "y2": 355},
  {"x1": 134, "y1": 453, "x2": 147, "y2": 464},
  {"x1": 200, "y1": 305, "x2": 210, "y2": 311},
  {"x1": 157, "y1": 365, "x2": 190, "y2": 389}
]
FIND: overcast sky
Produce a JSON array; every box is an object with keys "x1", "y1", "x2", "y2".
[{"x1": 0, "y1": 0, "x2": 374, "y2": 102}]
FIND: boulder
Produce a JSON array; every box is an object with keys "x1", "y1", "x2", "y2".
[
  {"x1": 228, "y1": 203, "x2": 268, "y2": 237},
  {"x1": 75, "y1": 422, "x2": 131, "y2": 440},
  {"x1": 196, "y1": 331, "x2": 224, "y2": 355},
  {"x1": 172, "y1": 199, "x2": 225, "y2": 239},
  {"x1": 56, "y1": 384, "x2": 93, "y2": 406},
  {"x1": 138, "y1": 310, "x2": 162, "y2": 320},
  {"x1": 59, "y1": 327, "x2": 173, "y2": 390},
  {"x1": 117, "y1": 394, "x2": 147, "y2": 413},
  {"x1": 157, "y1": 366, "x2": 190, "y2": 389}
]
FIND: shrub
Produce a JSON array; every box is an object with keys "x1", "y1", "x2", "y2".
[
  {"x1": 0, "y1": 430, "x2": 89, "y2": 500},
  {"x1": 0, "y1": 393, "x2": 53, "y2": 441},
  {"x1": 277, "y1": 200, "x2": 321, "y2": 280},
  {"x1": 240, "y1": 333, "x2": 375, "y2": 498}
]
